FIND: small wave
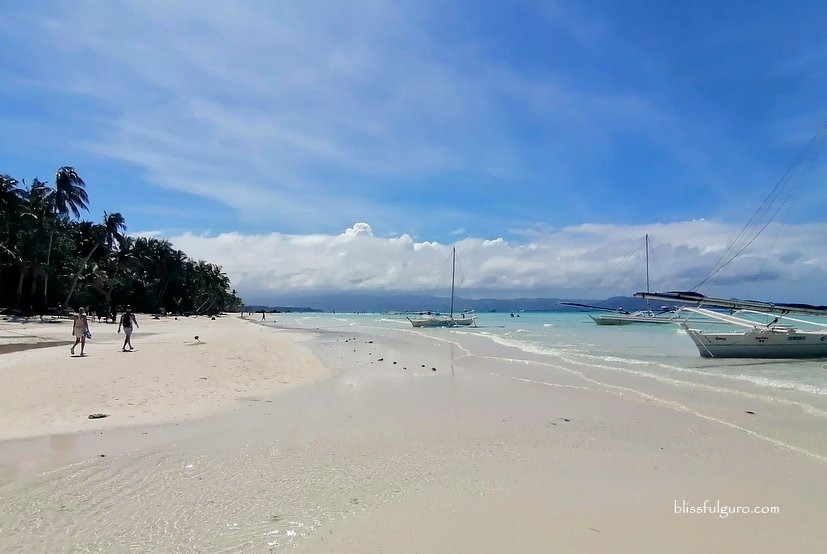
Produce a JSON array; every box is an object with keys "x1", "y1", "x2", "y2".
[
  {"x1": 472, "y1": 328, "x2": 827, "y2": 413},
  {"x1": 729, "y1": 374, "x2": 824, "y2": 396}
]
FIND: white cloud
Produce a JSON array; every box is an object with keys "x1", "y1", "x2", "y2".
[
  {"x1": 10, "y1": 0, "x2": 738, "y2": 233},
  {"x1": 166, "y1": 220, "x2": 827, "y2": 303}
]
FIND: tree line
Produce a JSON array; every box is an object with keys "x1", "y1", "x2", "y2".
[{"x1": 1, "y1": 167, "x2": 243, "y2": 315}]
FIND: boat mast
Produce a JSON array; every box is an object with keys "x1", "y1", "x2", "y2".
[
  {"x1": 645, "y1": 234, "x2": 650, "y2": 293},
  {"x1": 450, "y1": 247, "x2": 456, "y2": 318},
  {"x1": 644, "y1": 234, "x2": 650, "y2": 309}
]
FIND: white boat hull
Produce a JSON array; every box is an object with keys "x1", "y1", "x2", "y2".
[
  {"x1": 407, "y1": 316, "x2": 476, "y2": 328},
  {"x1": 590, "y1": 313, "x2": 680, "y2": 325},
  {"x1": 409, "y1": 247, "x2": 475, "y2": 329},
  {"x1": 683, "y1": 326, "x2": 827, "y2": 358}
]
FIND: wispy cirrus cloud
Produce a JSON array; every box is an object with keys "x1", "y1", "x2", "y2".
[{"x1": 10, "y1": 1, "x2": 814, "y2": 235}]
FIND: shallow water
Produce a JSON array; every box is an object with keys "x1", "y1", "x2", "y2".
[
  {"x1": 284, "y1": 311, "x2": 827, "y2": 396},
  {"x1": 3, "y1": 312, "x2": 827, "y2": 552},
  {"x1": 0, "y1": 323, "x2": 607, "y2": 551}
]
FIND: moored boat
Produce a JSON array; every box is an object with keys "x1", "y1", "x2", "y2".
[
  {"x1": 589, "y1": 310, "x2": 684, "y2": 325},
  {"x1": 635, "y1": 292, "x2": 827, "y2": 358},
  {"x1": 407, "y1": 313, "x2": 476, "y2": 327},
  {"x1": 408, "y1": 247, "x2": 476, "y2": 328}
]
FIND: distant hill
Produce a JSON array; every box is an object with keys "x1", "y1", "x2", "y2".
[
  {"x1": 242, "y1": 293, "x2": 651, "y2": 313},
  {"x1": 243, "y1": 305, "x2": 323, "y2": 313}
]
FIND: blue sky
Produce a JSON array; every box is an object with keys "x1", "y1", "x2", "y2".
[{"x1": 2, "y1": 1, "x2": 827, "y2": 302}]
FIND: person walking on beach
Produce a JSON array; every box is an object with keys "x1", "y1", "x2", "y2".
[
  {"x1": 118, "y1": 305, "x2": 139, "y2": 351},
  {"x1": 71, "y1": 308, "x2": 90, "y2": 356}
]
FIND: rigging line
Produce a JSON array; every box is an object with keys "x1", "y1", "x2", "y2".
[
  {"x1": 694, "y1": 121, "x2": 827, "y2": 290},
  {"x1": 713, "y1": 128, "x2": 821, "y2": 265},
  {"x1": 453, "y1": 250, "x2": 466, "y2": 289},
  {"x1": 755, "y1": 190, "x2": 802, "y2": 279},
  {"x1": 421, "y1": 249, "x2": 454, "y2": 294},
  {"x1": 645, "y1": 234, "x2": 661, "y2": 291},
  {"x1": 698, "y1": 195, "x2": 789, "y2": 286},
  {"x1": 602, "y1": 237, "x2": 643, "y2": 282},
  {"x1": 700, "y1": 125, "x2": 825, "y2": 284},
  {"x1": 620, "y1": 236, "x2": 649, "y2": 288}
]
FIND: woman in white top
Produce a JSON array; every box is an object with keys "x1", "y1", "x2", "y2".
[{"x1": 71, "y1": 308, "x2": 90, "y2": 356}]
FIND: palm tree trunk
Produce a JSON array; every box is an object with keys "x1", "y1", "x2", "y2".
[
  {"x1": 29, "y1": 269, "x2": 38, "y2": 301},
  {"x1": 103, "y1": 265, "x2": 121, "y2": 309},
  {"x1": 63, "y1": 241, "x2": 100, "y2": 308},
  {"x1": 16, "y1": 263, "x2": 26, "y2": 306},
  {"x1": 158, "y1": 278, "x2": 171, "y2": 307},
  {"x1": 43, "y1": 224, "x2": 55, "y2": 307},
  {"x1": 0, "y1": 244, "x2": 18, "y2": 306}
]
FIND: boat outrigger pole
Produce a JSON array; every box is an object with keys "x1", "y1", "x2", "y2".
[{"x1": 633, "y1": 291, "x2": 827, "y2": 317}]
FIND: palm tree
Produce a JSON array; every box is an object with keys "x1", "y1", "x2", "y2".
[
  {"x1": 7, "y1": 180, "x2": 50, "y2": 308},
  {"x1": 150, "y1": 239, "x2": 177, "y2": 308},
  {"x1": 187, "y1": 260, "x2": 232, "y2": 314},
  {"x1": 158, "y1": 249, "x2": 188, "y2": 308},
  {"x1": 92, "y1": 235, "x2": 136, "y2": 310},
  {"x1": 64, "y1": 211, "x2": 126, "y2": 308},
  {"x1": 43, "y1": 166, "x2": 89, "y2": 308},
  {"x1": 0, "y1": 174, "x2": 24, "y2": 260},
  {"x1": 1, "y1": 175, "x2": 23, "y2": 305},
  {"x1": 0, "y1": 174, "x2": 24, "y2": 211}
]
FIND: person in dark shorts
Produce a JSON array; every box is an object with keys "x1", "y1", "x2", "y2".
[{"x1": 118, "y1": 305, "x2": 139, "y2": 351}]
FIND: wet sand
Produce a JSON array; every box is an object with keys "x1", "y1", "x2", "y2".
[{"x1": 1, "y1": 316, "x2": 825, "y2": 552}]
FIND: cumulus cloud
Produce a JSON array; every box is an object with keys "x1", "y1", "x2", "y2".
[{"x1": 167, "y1": 221, "x2": 827, "y2": 303}]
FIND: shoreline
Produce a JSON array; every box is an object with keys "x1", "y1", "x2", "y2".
[{"x1": 2, "y1": 313, "x2": 826, "y2": 551}]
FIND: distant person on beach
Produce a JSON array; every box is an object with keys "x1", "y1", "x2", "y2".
[
  {"x1": 261, "y1": 311, "x2": 266, "y2": 320},
  {"x1": 71, "y1": 308, "x2": 90, "y2": 356},
  {"x1": 118, "y1": 306, "x2": 139, "y2": 351}
]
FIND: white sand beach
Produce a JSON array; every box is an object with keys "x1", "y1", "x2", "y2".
[
  {"x1": 1, "y1": 313, "x2": 826, "y2": 552},
  {"x1": 0, "y1": 314, "x2": 328, "y2": 442}
]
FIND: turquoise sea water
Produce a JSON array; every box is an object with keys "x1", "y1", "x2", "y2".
[{"x1": 272, "y1": 310, "x2": 827, "y2": 397}]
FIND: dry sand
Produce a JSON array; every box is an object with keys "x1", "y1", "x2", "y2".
[
  {"x1": 0, "y1": 314, "x2": 328, "y2": 441},
  {"x1": 1, "y1": 314, "x2": 826, "y2": 552}
]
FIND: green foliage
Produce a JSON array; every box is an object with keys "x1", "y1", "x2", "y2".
[{"x1": 0, "y1": 168, "x2": 243, "y2": 314}]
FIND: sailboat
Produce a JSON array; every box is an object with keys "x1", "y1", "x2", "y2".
[
  {"x1": 407, "y1": 247, "x2": 476, "y2": 328},
  {"x1": 628, "y1": 125, "x2": 827, "y2": 356},
  {"x1": 635, "y1": 291, "x2": 827, "y2": 358},
  {"x1": 565, "y1": 235, "x2": 691, "y2": 325},
  {"x1": 587, "y1": 306, "x2": 685, "y2": 325}
]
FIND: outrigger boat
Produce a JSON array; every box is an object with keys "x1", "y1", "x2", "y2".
[
  {"x1": 560, "y1": 302, "x2": 687, "y2": 325},
  {"x1": 407, "y1": 247, "x2": 476, "y2": 328},
  {"x1": 564, "y1": 235, "x2": 696, "y2": 325},
  {"x1": 634, "y1": 291, "x2": 827, "y2": 358}
]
